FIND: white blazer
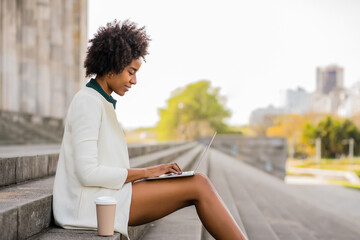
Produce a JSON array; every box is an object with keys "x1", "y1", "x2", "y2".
[{"x1": 53, "y1": 87, "x2": 132, "y2": 239}]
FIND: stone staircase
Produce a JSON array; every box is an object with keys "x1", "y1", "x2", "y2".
[
  {"x1": 1, "y1": 142, "x2": 360, "y2": 240},
  {"x1": 0, "y1": 110, "x2": 65, "y2": 145},
  {"x1": 131, "y1": 149, "x2": 360, "y2": 240},
  {"x1": 0, "y1": 142, "x2": 199, "y2": 240},
  {"x1": 216, "y1": 150, "x2": 360, "y2": 240}
]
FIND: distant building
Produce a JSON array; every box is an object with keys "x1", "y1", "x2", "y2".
[
  {"x1": 282, "y1": 87, "x2": 311, "y2": 114},
  {"x1": 310, "y1": 89, "x2": 349, "y2": 116},
  {"x1": 316, "y1": 65, "x2": 344, "y2": 94},
  {"x1": 249, "y1": 105, "x2": 284, "y2": 126},
  {"x1": 280, "y1": 65, "x2": 351, "y2": 117},
  {"x1": 345, "y1": 82, "x2": 360, "y2": 117},
  {"x1": 310, "y1": 92, "x2": 333, "y2": 114},
  {"x1": 251, "y1": 65, "x2": 358, "y2": 125}
]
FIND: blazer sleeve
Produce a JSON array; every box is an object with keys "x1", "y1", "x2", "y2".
[{"x1": 70, "y1": 94, "x2": 128, "y2": 190}]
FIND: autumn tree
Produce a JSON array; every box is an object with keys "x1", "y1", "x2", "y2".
[{"x1": 157, "y1": 80, "x2": 231, "y2": 140}]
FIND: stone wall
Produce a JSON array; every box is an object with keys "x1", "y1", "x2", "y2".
[
  {"x1": 0, "y1": 0, "x2": 87, "y2": 119},
  {"x1": 203, "y1": 134, "x2": 287, "y2": 179}
]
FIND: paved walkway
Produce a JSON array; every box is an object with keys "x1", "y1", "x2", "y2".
[
  {"x1": 286, "y1": 173, "x2": 360, "y2": 227},
  {"x1": 289, "y1": 184, "x2": 360, "y2": 227},
  {"x1": 284, "y1": 176, "x2": 331, "y2": 185}
]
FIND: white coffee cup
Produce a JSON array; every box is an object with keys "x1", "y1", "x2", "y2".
[{"x1": 94, "y1": 196, "x2": 117, "y2": 236}]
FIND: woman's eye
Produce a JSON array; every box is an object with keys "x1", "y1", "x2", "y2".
[{"x1": 129, "y1": 71, "x2": 134, "y2": 76}]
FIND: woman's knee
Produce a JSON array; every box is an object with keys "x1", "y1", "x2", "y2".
[
  {"x1": 193, "y1": 173, "x2": 211, "y2": 184},
  {"x1": 191, "y1": 173, "x2": 215, "y2": 195}
]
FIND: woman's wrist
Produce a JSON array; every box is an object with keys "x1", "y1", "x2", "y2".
[
  {"x1": 125, "y1": 168, "x2": 149, "y2": 182},
  {"x1": 143, "y1": 168, "x2": 149, "y2": 179}
]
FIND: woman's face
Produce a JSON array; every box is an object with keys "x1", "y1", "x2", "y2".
[{"x1": 107, "y1": 59, "x2": 142, "y2": 96}]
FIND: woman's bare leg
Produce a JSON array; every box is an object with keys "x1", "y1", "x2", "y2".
[{"x1": 128, "y1": 174, "x2": 247, "y2": 240}]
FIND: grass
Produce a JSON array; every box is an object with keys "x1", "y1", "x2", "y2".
[
  {"x1": 287, "y1": 157, "x2": 360, "y2": 177},
  {"x1": 286, "y1": 157, "x2": 360, "y2": 190},
  {"x1": 328, "y1": 179, "x2": 360, "y2": 190}
]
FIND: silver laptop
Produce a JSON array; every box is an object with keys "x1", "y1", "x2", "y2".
[{"x1": 145, "y1": 132, "x2": 217, "y2": 180}]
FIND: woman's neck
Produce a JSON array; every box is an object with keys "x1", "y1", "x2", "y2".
[{"x1": 95, "y1": 76, "x2": 112, "y2": 96}]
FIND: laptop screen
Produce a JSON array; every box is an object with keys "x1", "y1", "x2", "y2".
[{"x1": 194, "y1": 132, "x2": 217, "y2": 171}]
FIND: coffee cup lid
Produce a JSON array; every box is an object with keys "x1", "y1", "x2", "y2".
[{"x1": 94, "y1": 196, "x2": 117, "y2": 205}]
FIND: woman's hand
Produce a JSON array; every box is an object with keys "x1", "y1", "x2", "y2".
[
  {"x1": 125, "y1": 163, "x2": 182, "y2": 183},
  {"x1": 145, "y1": 163, "x2": 182, "y2": 178}
]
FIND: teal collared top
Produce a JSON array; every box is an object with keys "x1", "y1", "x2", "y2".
[{"x1": 86, "y1": 78, "x2": 117, "y2": 109}]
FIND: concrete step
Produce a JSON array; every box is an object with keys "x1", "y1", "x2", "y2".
[
  {"x1": 27, "y1": 228, "x2": 121, "y2": 240},
  {"x1": 225, "y1": 176, "x2": 281, "y2": 240},
  {"x1": 0, "y1": 151, "x2": 59, "y2": 188},
  {"x1": 0, "y1": 114, "x2": 62, "y2": 144},
  {"x1": 212, "y1": 149, "x2": 280, "y2": 240},
  {"x1": 201, "y1": 150, "x2": 248, "y2": 240},
  {"x1": 127, "y1": 142, "x2": 186, "y2": 158},
  {"x1": 217, "y1": 150, "x2": 360, "y2": 240},
  {"x1": 130, "y1": 142, "x2": 198, "y2": 168},
  {"x1": 142, "y1": 147, "x2": 252, "y2": 240},
  {"x1": 0, "y1": 117, "x2": 36, "y2": 145},
  {"x1": 223, "y1": 154, "x2": 313, "y2": 240},
  {"x1": 141, "y1": 145, "x2": 209, "y2": 240},
  {"x1": 172, "y1": 144, "x2": 204, "y2": 171},
  {"x1": 0, "y1": 142, "x2": 191, "y2": 188},
  {"x1": 240, "y1": 174, "x2": 313, "y2": 240},
  {"x1": 143, "y1": 147, "x2": 253, "y2": 240},
  {"x1": 27, "y1": 225, "x2": 149, "y2": 240},
  {"x1": 30, "y1": 145, "x2": 203, "y2": 240},
  {"x1": 141, "y1": 207, "x2": 202, "y2": 240},
  {"x1": 0, "y1": 177, "x2": 54, "y2": 240},
  {"x1": 261, "y1": 186, "x2": 360, "y2": 240},
  {"x1": 0, "y1": 142, "x2": 185, "y2": 159},
  {"x1": 0, "y1": 143, "x2": 201, "y2": 240},
  {"x1": 142, "y1": 146, "x2": 250, "y2": 240}
]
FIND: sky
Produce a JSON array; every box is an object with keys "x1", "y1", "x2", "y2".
[{"x1": 88, "y1": 0, "x2": 360, "y2": 129}]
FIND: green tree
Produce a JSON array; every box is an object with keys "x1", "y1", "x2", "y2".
[
  {"x1": 157, "y1": 80, "x2": 231, "y2": 140},
  {"x1": 303, "y1": 116, "x2": 360, "y2": 158}
]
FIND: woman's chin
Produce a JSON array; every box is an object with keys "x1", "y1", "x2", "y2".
[{"x1": 116, "y1": 91, "x2": 125, "y2": 96}]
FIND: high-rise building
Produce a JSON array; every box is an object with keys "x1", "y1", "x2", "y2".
[{"x1": 316, "y1": 65, "x2": 344, "y2": 94}]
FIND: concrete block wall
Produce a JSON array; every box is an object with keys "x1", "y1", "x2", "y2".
[{"x1": 205, "y1": 134, "x2": 287, "y2": 179}]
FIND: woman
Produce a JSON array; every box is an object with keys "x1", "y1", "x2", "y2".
[{"x1": 53, "y1": 20, "x2": 247, "y2": 240}]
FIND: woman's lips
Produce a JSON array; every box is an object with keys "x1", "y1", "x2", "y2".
[{"x1": 124, "y1": 86, "x2": 130, "y2": 91}]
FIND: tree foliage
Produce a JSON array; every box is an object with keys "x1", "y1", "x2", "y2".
[
  {"x1": 302, "y1": 116, "x2": 360, "y2": 158},
  {"x1": 266, "y1": 113, "x2": 330, "y2": 157},
  {"x1": 267, "y1": 114, "x2": 309, "y2": 156},
  {"x1": 156, "y1": 80, "x2": 231, "y2": 140}
]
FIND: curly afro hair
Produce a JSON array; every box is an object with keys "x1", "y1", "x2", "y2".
[{"x1": 84, "y1": 19, "x2": 151, "y2": 77}]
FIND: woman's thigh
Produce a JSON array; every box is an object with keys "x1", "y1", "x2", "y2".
[{"x1": 128, "y1": 174, "x2": 208, "y2": 226}]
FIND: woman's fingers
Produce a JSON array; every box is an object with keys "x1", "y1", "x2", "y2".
[
  {"x1": 173, "y1": 163, "x2": 182, "y2": 174},
  {"x1": 147, "y1": 163, "x2": 182, "y2": 177},
  {"x1": 167, "y1": 168, "x2": 179, "y2": 174},
  {"x1": 167, "y1": 162, "x2": 182, "y2": 174}
]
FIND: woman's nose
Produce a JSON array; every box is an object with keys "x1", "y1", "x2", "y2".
[{"x1": 130, "y1": 75, "x2": 137, "y2": 85}]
